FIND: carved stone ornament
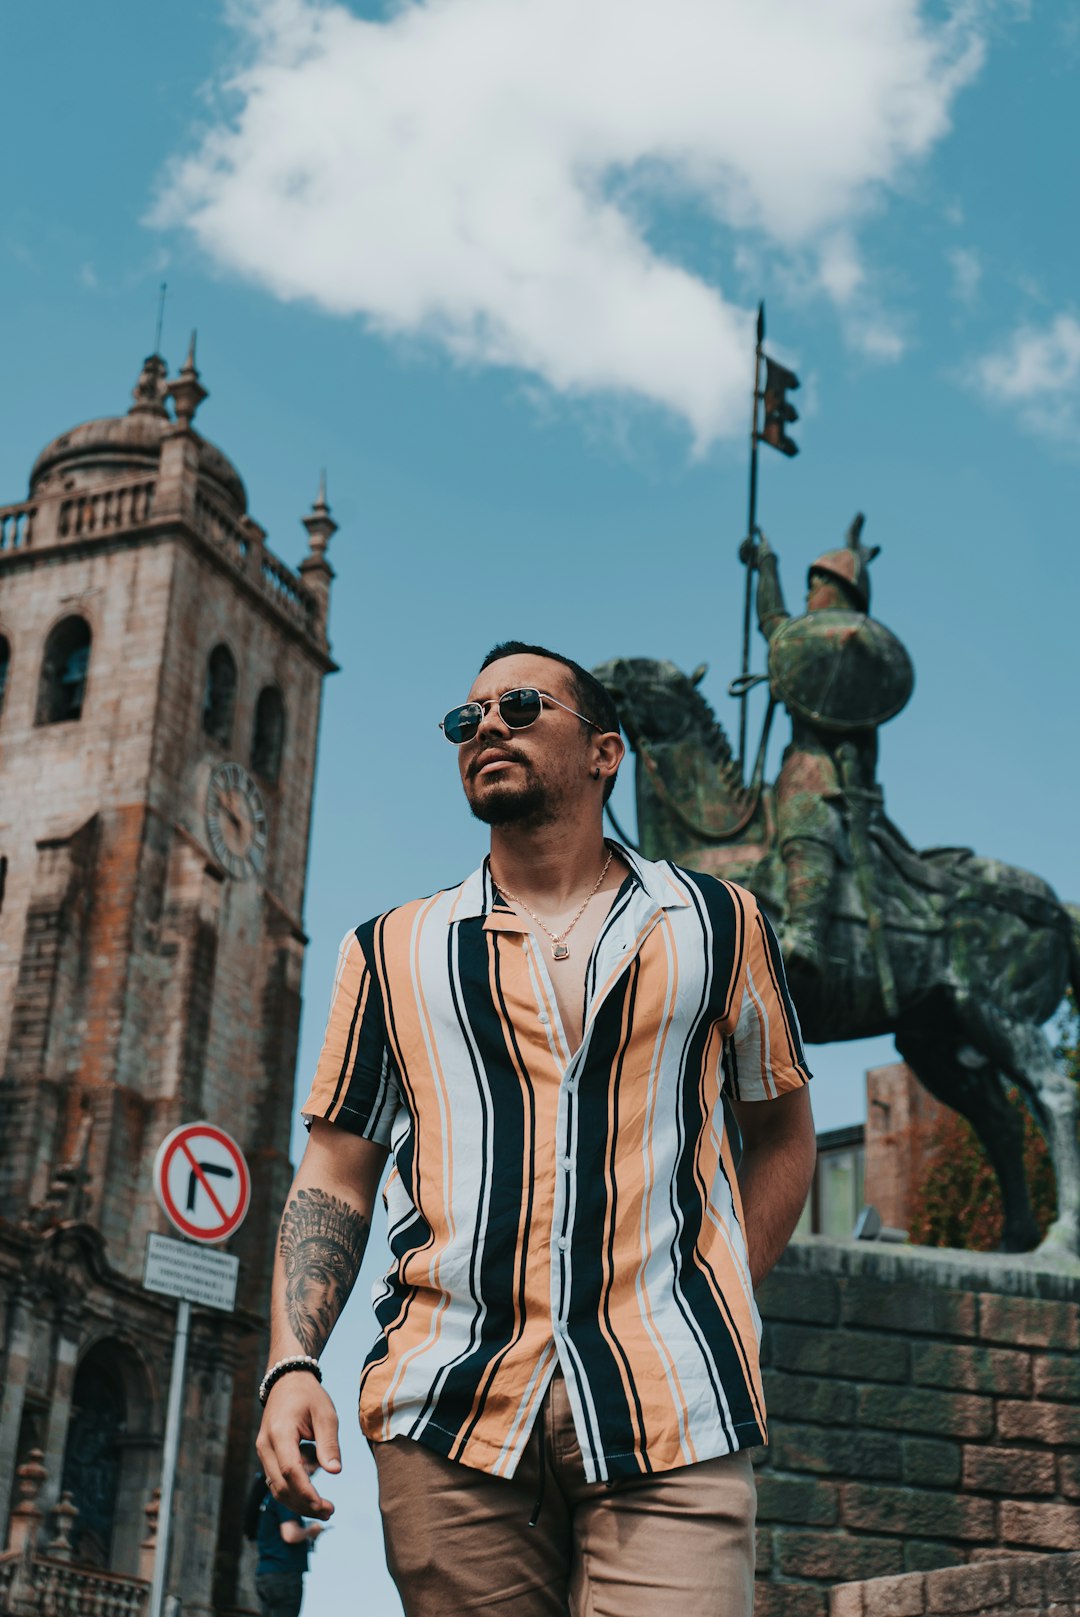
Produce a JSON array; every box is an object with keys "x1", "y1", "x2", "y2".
[
  {"x1": 47, "y1": 1491, "x2": 79, "y2": 1561},
  {"x1": 7, "y1": 1450, "x2": 47, "y2": 1554},
  {"x1": 21, "y1": 1223, "x2": 103, "y2": 1322},
  {"x1": 23, "y1": 1113, "x2": 94, "y2": 1232}
]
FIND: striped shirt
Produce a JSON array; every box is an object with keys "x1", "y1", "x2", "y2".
[{"x1": 300, "y1": 843, "x2": 810, "y2": 1483}]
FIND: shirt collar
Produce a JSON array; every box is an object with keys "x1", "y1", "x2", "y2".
[{"x1": 448, "y1": 839, "x2": 691, "y2": 923}]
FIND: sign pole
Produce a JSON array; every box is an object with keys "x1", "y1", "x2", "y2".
[
  {"x1": 145, "y1": 1120, "x2": 250, "y2": 1617},
  {"x1": 149, "y1": 1296, "x2": 192, "y2": 1617}
]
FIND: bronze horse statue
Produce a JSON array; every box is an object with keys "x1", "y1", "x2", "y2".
[{"x1": 594, "y1": 656, "x2": 1080, "y2": 1258}]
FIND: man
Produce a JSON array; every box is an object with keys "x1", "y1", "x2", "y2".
[
  {"x1": 254, "y1": 1441, "x2": 325, "y2": 1617},
  {"x1": 257, "y1": 642, "x2": 816, "y2": 1617}
]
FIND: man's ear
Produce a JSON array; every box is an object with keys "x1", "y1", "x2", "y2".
[{"x1": 594, "y1": 729, "x2": 625, "y2": 779}]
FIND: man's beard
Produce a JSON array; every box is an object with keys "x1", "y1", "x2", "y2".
[{"x1": 466, "y1": 775, "x2": 558, "y2": 828}]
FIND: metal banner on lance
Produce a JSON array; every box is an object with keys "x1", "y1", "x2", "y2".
[{"x1": 767, "y1": 609, "x2": 914, "y2": 732}]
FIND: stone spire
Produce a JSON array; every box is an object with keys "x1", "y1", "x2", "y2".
[
  {"x1": 301, "y1": 470, "x2": 337, "y2": 562},
  {"x1": 129, "y1": 353, "x2": 169, "y2": 418},
  {"x1": 156, "y1": 334, "x2": 206, "y2": 519},
  {"x1": 165, "y1": 332, "x2": 208, "y2": 430},
  {"x1": 299, "y1": 471, "x2": 338, "y2": 637}
]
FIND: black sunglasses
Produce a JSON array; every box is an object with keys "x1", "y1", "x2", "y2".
[{"x1": 439, "y1": 686, "x2": 601, "y2": 745}]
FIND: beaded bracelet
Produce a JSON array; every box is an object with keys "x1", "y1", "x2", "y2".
[{"x1": 259, "y1": 1354, "x2": 322, "y2": 1406}]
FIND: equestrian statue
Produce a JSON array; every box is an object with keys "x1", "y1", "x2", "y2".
[{"x1": 594, "y1": 516, "x2": 1080, "y2": 1257}]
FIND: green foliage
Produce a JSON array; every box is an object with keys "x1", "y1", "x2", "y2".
[
  {"x1": 909, "y1": 990, "x2": 1079, "y2": 1252},
  {"x1": 1056, "y1": 986, "x2": 1080, "y2": 1077}
]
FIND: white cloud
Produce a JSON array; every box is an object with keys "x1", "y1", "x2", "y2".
[
  {"x1": 978, "y1": 314, "x2": 1080, "y2": 401},
  {"x1": 947, "y1": 245, "x2": 982, "y2": 304},
  {"x1": 848, "y1": 319, "x2": 906, "y2": 363},
  {"x1": 974, "y1": 312, "x2": 1080, "y2": 445},
  {"x1": 153, "y1": 0, "x2": 990, "y2": 446},
  {"x1": 818, "y1": 235, "x2": 865, "y2": 304}
]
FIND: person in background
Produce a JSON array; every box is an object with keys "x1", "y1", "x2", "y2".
[{"x1": 254, "y1": 1440, "x2": 325, "y2": 1617}]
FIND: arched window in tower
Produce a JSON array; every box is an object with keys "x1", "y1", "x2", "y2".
[
  {"x1": 36, "y1": 616, "x2": 92, "y2": 725},
  {"x1": 251, "y1": 685, "x2": 286, "y2": 783},
  {"x1": 0, "y1": 634, "x2": 10, "y2": 720},
  {"x1": 202, "y1": 643, "x2": 237, "y2": 745},
  {"x1": 59, "y1": 1344, "x2": 128, "y2": 1567},
  {"x1": 59, "y1": 1339, "x2": 156, "y2": 1576}
]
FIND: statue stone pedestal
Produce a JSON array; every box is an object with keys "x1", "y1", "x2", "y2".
[{"x1": 754, "y1": 1238, "x2": 1080, "y2": 1615}]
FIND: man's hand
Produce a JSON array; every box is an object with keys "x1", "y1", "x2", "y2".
[
  {"x1": 256, "y1": 1122, "x2": 387, "y2": 1517},
  {"x1": 257, "y1": 1375, "x2": 342, "y2": 1519},
  {"x1": 255, "y1": 1124, "x2": 386, "y2": 1523},
  {"x1": 739, "y1": 531, "x2": 774, "y2": 568}
]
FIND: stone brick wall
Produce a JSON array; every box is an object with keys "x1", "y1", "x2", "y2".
[
  {"x1": 831, "y1": 1551, "x2": 1080, "y2": 1614},
  {"x1": 754, "y1": 1238, "x2": 1080, "y2": 1616}
]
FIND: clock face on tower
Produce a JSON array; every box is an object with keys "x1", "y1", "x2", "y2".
[{"x1": 205, "y1": 762, "x2": 268, "y2": 880}]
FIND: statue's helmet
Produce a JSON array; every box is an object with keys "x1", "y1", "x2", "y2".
[{"x1": 807, "y1": 513, "x2": 879, "y2": 613}]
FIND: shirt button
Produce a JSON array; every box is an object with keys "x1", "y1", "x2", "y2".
[
  {"x1": 558, "y1": 1236, "x2": 568, "y2": 1251},
  {"x1": 538, "y1": 1010, "x2": 549, "y2": 1025},
  {"x1": 555, "y1": 1320, "x2": 567, "y2": 1335},
  {"x1": 562, "y1": 1156, "x2": 572, "y2": 1171}
]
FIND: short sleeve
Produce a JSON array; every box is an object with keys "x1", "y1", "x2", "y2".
[
  {"x1": 722, "y1": 899, "x2": 812, "y2": 1102},
  {"x1": 299, "y1": 929, "x2": 401, "y2": 1145}
]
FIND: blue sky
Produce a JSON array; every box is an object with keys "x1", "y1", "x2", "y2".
[{"x1": 3, "y1": 3, "x2": 1078, "y2": 1611}]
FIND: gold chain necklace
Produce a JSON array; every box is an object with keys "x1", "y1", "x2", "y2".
[{"x1": 497, "y1": 850, "x2": 614, "y2": 961}]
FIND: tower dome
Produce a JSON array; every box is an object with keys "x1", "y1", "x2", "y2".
[{"x1": 29, "y1": 351, "x2": 248, "y2": 516}]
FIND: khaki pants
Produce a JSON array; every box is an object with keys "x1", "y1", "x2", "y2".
[{"x1": 371, "y1": 1373, "x2": 756, "y2": 1616}]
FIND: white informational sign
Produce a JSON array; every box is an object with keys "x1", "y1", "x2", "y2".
[
  {"x1": 143, "y1": 1232, "x2": 239, "y2": 1313},
  {"x1": 152, "y1": 1121, "x2": 251, "y2": 1243}
]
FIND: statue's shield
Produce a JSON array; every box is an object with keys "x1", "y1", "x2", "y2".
[{"x1": 768, "y1": 610, "x2": 914, "y2": 731}]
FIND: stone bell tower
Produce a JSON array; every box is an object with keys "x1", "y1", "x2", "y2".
[{"x1": 0, "y1": 342, "x2": 339, "y2": 1614}]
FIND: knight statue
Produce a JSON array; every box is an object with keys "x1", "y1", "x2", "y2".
[
  {"x1": 752, "y1": 514, "x2": 913, "y2": 1012},
  {"x1": 594, "y1": 517, "x2": 1080, "y2": 1259}
]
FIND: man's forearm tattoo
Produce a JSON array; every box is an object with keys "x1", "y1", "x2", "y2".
[{"x1": 280, "y1": 1188, "x2": 370, "y2": 1358}]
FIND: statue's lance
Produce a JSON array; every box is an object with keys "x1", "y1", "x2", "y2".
[{"x1": 736, "y1": 302, "x2": 799, "y2": 781}]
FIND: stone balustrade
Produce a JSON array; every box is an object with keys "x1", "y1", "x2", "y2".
[
  {"x1": 0, "y1": 502, "x2": 36, "y2": 552},
  {"x1": 0, "y1": 1548, "x2": 149, "y2": 1617},
  {"x1": 194, "y1": 488, "x2": 249, "y2": 569},
  {"x1": 0, "y1": 1450, "x2": 151, "y2": 1617},
  {"x1": 57, "y1": 480, "x2": 156, "y2": 540},
  {"x1": 259, "y1": 550, "x2": 319, "y2": 635},
  {"x1": 193, "y1": 489, "x2": 319, "y2": 634},
  {"x1": 0, "y1": 477, "x2": 319, "y2": 640}
]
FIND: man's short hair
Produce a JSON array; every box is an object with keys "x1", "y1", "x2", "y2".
[{"x1": 479, "y1": 641, "x2": 620, "y2": 802}]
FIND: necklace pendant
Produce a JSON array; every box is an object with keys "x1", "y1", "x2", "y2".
[{"x1": 552, "y1": 941, "x2": 570, "y2": 961}]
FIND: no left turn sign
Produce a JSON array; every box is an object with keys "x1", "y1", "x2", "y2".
[{"x1": 153, "y1": 1122, "x2": 251, "y2": 1244}]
